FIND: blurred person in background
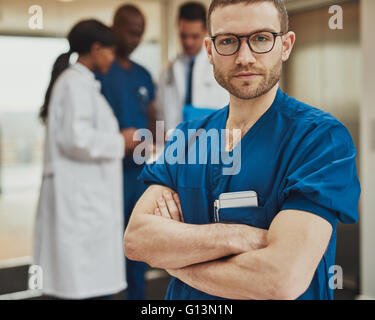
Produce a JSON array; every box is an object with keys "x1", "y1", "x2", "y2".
[
  {"x1": 96, "y1": 4, "x2": 156, "y2": 300},
  {"x1": 34, "y1": 19, "x2": 127, "y2": 299},
  {"x1": 157, "y1": 1, "x2": 229, "y2": 133}
]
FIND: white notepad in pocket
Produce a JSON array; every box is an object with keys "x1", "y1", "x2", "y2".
[{"x1": 214, "y1": 191, "x2": 258, "y2": 222}]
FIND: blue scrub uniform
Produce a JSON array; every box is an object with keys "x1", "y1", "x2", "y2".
[
  {"x1": 97, "y1": 60, "x2": 155, "y2": 300},
  {"x1": 139, "y1": 88, "x2": 361, "y2": 300},
  {"x1": 183, "y1": 104, "x2": 218, "y2": 122}
]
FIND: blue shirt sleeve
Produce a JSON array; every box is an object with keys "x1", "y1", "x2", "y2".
[
  {"x1": 96, "y1": 72, "x2": 124, "y2": 129},
  {"x1": 145, "y1": 70, "x2": 155, "y2": 102},
  {"x1": 279, "y1": 123, "x2": 361, "y2": 228},
  {"x1": 138, "y1": 153, "x2": 175, "y2": 190},
  {"x1": 138, "y1": 123, "x2": 186, "y2": 190},
  {"x1": 102, "y1": 84, "x2": 123, "y2": 126}
]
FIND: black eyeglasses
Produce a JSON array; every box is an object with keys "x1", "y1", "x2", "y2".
[{"x1": 211, "y1": 31, "x2": 286, "y2": 56}]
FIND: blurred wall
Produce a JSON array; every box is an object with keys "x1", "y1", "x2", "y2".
[
  {"x1": 284, "y1": 1, "x2": 360, "y2": 134},
  {"x1": 0, "y1": 0, "x2": 161, "y2": 41},
  {"x1": 284, "y1": 1, "x2": 361, "y2": 292},
  {"x1": 0, "y1": 0, "x2": 162, "y2": 78}
]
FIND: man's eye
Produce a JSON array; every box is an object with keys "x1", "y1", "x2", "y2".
[
  {"x1": 220, "y1": 38, "x2": 235, "y2": 45},
  {"x1": 253, "y1": 35, "x2": 270, "y2": 42}
]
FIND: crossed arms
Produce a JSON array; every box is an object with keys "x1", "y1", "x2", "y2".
[{"x1": 124, "y1": 184, "x2": 332, "y2": 300}]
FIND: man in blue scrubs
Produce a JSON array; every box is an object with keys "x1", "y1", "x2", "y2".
[
  {"x1": 97, "y1": 4, "x2": 156, "y2": 300},
  {"x1": 124, "y1": 0, "x2": 361, "y2": 300}
]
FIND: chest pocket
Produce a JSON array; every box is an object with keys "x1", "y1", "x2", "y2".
[
  {"x1": 134, "y1": 86, "x2": 150, "y2": 116},
  {"x1": 217, "y1": 206, "x2": 268, "y2": 229},
  {"x1": 177, "y1": 186, "x2": 211, "y2": 225}
]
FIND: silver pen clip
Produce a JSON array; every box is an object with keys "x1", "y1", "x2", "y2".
[{"x1": 214, "y1": 200, "x2": 220, "y2": 223}]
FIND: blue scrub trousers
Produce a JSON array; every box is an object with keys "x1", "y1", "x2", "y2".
[{"x1": 124, "y1": 164, "x2": 148, "y2": 300}]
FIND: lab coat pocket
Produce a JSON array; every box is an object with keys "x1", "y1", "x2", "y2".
[
  {"x1": 218, "y1": 206, "x2": 268, "y2": 229},
  {"x1": 78, "y1": 183, "x2": 112, "y2": 235}
]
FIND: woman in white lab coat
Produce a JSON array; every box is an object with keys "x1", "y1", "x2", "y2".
[{"x1": 34, "y1": 20, "x2": 127, "y2": 299}]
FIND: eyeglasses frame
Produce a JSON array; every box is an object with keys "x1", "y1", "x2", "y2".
[{"x1": 210, "y1": 30, "x2": 287, "y2": 56}]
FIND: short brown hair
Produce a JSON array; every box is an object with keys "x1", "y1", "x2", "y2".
[
  {"x1": 207, "y1": 0, "x2": 289, "y2": 35},
  {"x1": 179, "y1": 2, "x2": 207, "y2": 26}
]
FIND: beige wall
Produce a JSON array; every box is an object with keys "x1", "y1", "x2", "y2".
[
  {"x1": 0, "y1": 0, "x2": 163, "y2": 77},
  {"x1": 0, "y1": 0, "x2": 161, "y2": 42},
  {"x1": 0, "y1": 0, "x2": 210, "y2": 69},
  {"x1": 284, "y1": 2, "x2": 360, "y2": 128},
  {"x1": 284, "y1": 1, "x2": 361, "y2": 291}
]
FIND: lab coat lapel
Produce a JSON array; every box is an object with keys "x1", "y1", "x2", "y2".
[
  {"x1": 192, "y1": 47, "x2": 213, "y2": 106},
  {"x1": 172, "y1": 55, "x2": 186, "y2": 105}
]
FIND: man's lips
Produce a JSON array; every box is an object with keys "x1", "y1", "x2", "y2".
[{"x1": 234, "y1": 72, "x2": 261, "y2": 78}]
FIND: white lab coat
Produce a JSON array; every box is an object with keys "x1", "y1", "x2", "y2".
[
  {"x1": 157, "y1": 46, "x2": 229, "y2": 132},
  {"x1": 33, "y1": 63, "x2": 126, "y2": 299}
]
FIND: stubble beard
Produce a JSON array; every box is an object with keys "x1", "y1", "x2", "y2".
[{"x1": 214, "y1": 59, "x2": 283, "y2": 100}]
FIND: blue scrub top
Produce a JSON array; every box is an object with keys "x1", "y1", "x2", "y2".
[
  {"x1": 139, "y1": 88, "x2": 361, "y2": 300},
  {"x1": 97, "y1": 60, "x2": 155, "y2": 167},
  {"x1": 183, "y1": 104, "x2": 218, "y2": 122}
]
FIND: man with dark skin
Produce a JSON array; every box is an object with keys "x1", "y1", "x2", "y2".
[
  {"x1": 97, "y1": 4, "x2": 156, "y2": 300},
  {"x1": 112, "y1": 5, "x2": 157, "y2": 147}
]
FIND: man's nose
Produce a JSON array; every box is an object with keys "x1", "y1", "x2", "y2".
[
  {"x1": 184, "y1": 37, "x2": 194, "y2": 47},
  {"x1": 235, "y1": 39, "x2": 257, "y2": 65}
]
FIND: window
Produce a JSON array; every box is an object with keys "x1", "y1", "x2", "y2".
[{"x1": 0, "y1": 36, "x2": 68, "y2": 263}]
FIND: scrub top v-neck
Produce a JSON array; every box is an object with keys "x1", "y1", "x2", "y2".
[
  {"x1": 139, "y1": 88, "x2": 361, "y2": 300},
  {"x1": 208, "y1": 89, "x2": 281, "y2": 218}
]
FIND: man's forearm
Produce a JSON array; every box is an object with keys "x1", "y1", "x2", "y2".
[
  {"x1": 167, "y1": 247, "x2": 289, "y2": 300},
  {"x1": 167, "y1": 210, "x2": 327, "y2": 301},
  {"x1": 125, "y1": 213, "x2": 267, "y2": 269}
]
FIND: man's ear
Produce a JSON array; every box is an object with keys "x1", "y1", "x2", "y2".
[
  {"x1": 90, "y1": 42, "x2": 101, "y2": 55},
  {"x1": 204, "y1": 37, "x2": 214, "y2": 65},
  {"x1": 281, "y1": 31, "x2": 296, "y2": 62}
]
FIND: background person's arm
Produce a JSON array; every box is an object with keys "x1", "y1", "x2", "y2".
[
  {"x1": 147, "y1": 101, "x2": 157, "y2": 140},
  {"x1": 121, "y1": 100, "x2": 157, "y2": 155},
  {"x1": 124, "y1": 184, "x2": 267, "y2": 269},
  {"x1": 121, "y1": 128, "x2": 139, "y2": 155},
  {"x1": 166, "y1": 210, "x2": 333, "y2": 300}
]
